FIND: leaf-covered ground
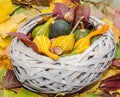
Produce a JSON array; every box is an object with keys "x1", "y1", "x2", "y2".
[{"x1": 0, "y1": 0, "x2": 120, "y2": 97}]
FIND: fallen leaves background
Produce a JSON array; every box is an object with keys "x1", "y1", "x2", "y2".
[{"x1": 0, "y1": 0, "x2": 120, "y2": 97}]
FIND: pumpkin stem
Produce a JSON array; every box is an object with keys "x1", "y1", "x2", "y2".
[
  {"x1": 70, "y1": 16, "x2": 84, "y2": 34},
  {"x1": 80, "y1": 21, "x2": 85, "y2": 32}
]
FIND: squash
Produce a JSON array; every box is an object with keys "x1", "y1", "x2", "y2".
[
  {"x1": 50, "y1": 19, "x2": 71, "y2": 38},
  {"x1": 32, "y1": 17, "x2": 56, "y2": 39},
  {"x1": 74, "y1": 29, "x2": 90, "y2": 41}
]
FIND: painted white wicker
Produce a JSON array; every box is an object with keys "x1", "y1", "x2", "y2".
[{"x1": 10, "y1": 13, "x2": 116, "y2": 94}]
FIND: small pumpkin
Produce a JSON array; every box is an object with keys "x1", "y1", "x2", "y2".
[
  {"x1": 74, "y1": 29, "x2": 90, "y2": 41},
  {"x1": 50, "y1": 19, "x2": 71, "y2": 38},
  {"x1": 32, "y1": 17, "x2": 56, "y2": 39},
  {"x1": 33, "y1": 35, "x2": 59, "y2": 60},
  {"x1": 51, "y1": 33, "x2": 75, "y2": 53}
]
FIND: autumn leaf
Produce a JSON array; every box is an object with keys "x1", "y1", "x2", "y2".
[
  {"x1": 102, "y1": 18, "x2": 120, "y2": 43},
  {"x1": 0, "y1": 13, "x2": 27, "y2": 38},
  {"x1": 100, "y1": 74, "x2": 120, "y2": 91},
  {"x1": 86, "y1": 92, "x2": 98, "y2": 97},
  {"x1": 8, "y1": 32, "x2": 39, "y2": 53},
  {"x1": 89, "y1": 3, "x2": 104, "y2": 19},
  {"x1": 0, "y1": 69, "x2": 6, "y2": 81},
  {"x1": 112, "y1": 59, "x2": 120, "y2": 68},
  {"x1": 41, "y1": 3, "x2": 54, "y2": 14},
  {"x1": 113, "y1": 10, "x2": 120, "y2": 30},
  {"x1": 0, "y1": 36, "x2": 12, "y2": 50},
  {"x1": 0, "y1": 0, "x2": 14, "y2": 23},
  {"x1": 0, "y1": 54, "x2": 12, "y2": 70},
  {"x1": 114, "y1": 43, "x2": 120, "y2": 60},
  {"x1": 3, "y1": 87, "x2": 38, "y2": 97},
  {"x1": 0, "y1": 70, "x2": 22, "y2": 89}
]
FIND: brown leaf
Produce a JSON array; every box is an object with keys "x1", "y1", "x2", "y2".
[
  {"x1": 112, "y1": 60, "x2": 120, "y2": 68},
  {"x1": 8, "y1": 32, "x2": 39, "y2": 53},
  {"x1": 0, "y1": 70, "x2": 22, "y2": 89},
  {"x1": 32, "y1": 0, "x2": 50, "y2": 6},
  {"x1": 53, "y1": 3, "x2": 75, "y2": 19},
  {"x1": 73, "y1": 4, "x2": 90, "y2": 28},
  {"x1": 100, "y1": 74, "x2": 120, "y2": 91},
  {"x1": 113, "y1": 10, "x2": 120, "y2": 30}
]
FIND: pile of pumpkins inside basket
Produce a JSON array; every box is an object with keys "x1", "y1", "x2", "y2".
[{"x1": 31, "y1": 13, "x2": 109, "y2": 60}]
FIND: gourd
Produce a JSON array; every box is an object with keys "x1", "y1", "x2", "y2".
[
  {"x1": 33, "y1": 35, "x2": 59, "y2": 60},
  {"x1": 49, "y1": 19, "x2": 71, "y2": 38},
  {"x1": 51, "y1": 33, "x2": 75, "y2": 53},
  {"x1": 74, "y1": 21, "x2": 90, "y2": 41},
  {"x1": 74, "y1": 29, "x2": 90, "y2": 41},
  {"x1": 74, "y1": 24, "x2": 109, "y2": 54},
  {"x1": 32, "y1": 17, "x2": 56, "y2": 39}
]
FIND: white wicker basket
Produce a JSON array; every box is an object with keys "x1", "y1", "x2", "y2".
[{"x1": 10, "y1": 13, "x2": 116, "y2": 94}]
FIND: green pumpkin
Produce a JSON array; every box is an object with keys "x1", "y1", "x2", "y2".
[
  {"x1": 50, "y1": 19, "x2": 71, "y2": 38},
  {"x1": 74, "y1": 29, "x2": 90, "y2": 41}
]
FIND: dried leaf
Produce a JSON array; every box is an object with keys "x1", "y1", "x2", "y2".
[
  {"x1": 3, "y1": 87, "x2": 38, "y2": 97},
  {"x1": 102, "y1": 18, "x2": 120, "y2": 43},
  {"x1": 82, "y1": 0, "x2": 103, "y2": 3},
  {"x1": 112, "y1": 60, "x2": 120, "y2": 68},
  {"x1": 100, "y1": 74, "x2": 120, "y2": 91},
  {"x1": 0, "y1": 0, "x2": 14, "y2": 23},
  {"x1": 0, "y1": 69, "x2": 6, "y2": 81},
  {"x1": 0, "y1": 13, "x2": 26, "y2": 38},
  {"x1": 32, "y1": 0, "x2": 51, "y2": 6},
  {"x1": 8, "y1": 32, "x2": 39, "y2": 53},
  {"x1": 71, "y1": 0, "x2": 80, "y2": 4},
  {"x1": 110, "y1": 0, "x2": 120, "y2": 10},
  {"x1": 97, "y1": 91, "x2": 111, "y2": 97},
  {"x1": 0, "y1": 36, "x2": 12, "y2": 49},
  {"x1": 89, "y1": 3, "x2": 104, "y2": 19},
  {"x1": 73, "y1": 4, "x2": 90, "y2": 28},
  {"x1": 41, "y1": 3, "x2": 54, "y2": 14},
  {"x1": 53, "y1": 3, "x2": 74, "y2": 19},
  {"x1": 0, "y1": 54, "x2": 12, "y2": 70},
  {"x1": 113, "y1": 10, "x2": 120, "y2": 30},
  {"x1": 111, "y1": 25, "x2": 120, "y2": 44},
  {"x1": 0, "y1": 70, "x2": 22, "y2": 89}
]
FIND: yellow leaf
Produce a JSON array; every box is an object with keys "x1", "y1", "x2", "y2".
[
  {"x1": 102, "y1": 18, "x2": 120, "y2": 43},
  {"x1": 52, "y1": 0, "x2": 72, "y2": 6},
  {"x1": 0, "y1": 13, "x2": 26, "y2": 38},
  {"x1": 0, "y1": 0, "x2": 14, "y2": 23},
  {"x1": 0, "y1": 54, "x2": 12, "y2": 70},
  {"x1": 0, "y1": 36, "x2": 12, "y2": 49},
  {"x1": 41, "y1": 3, "x2": 54, "y2": 14},
  {"x1": 102, "y1": 68, "x2": 120, "y2": 80}
]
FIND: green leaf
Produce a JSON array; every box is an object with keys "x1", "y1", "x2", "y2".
[
  {"x1": 10, "y1": 6, "x2": 25, "y2": 16},
  {"x1": 115, "y1": 43, "x2": 120, "y2": 59},
  {"x1": 3, "y1": 87, "x2": 38, "y2": 97},
  {"x1": 0, "y1": 69, "x2": 6, "y2": 81},
  {"x1": 87, "y1": 92, "x2": 99, "y2": 97}
]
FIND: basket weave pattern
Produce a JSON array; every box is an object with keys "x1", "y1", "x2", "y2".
[{"x1": 10, "y1": 13, "x2": 116, "y2": 94}]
